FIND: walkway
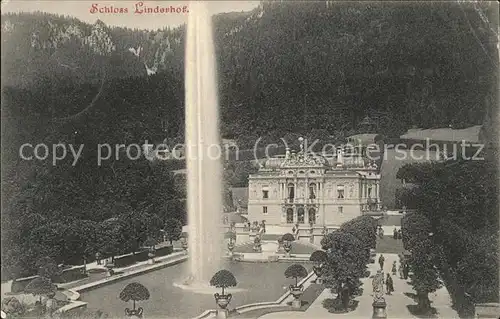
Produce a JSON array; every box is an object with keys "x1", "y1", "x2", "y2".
[{"x1": 259, "y1": 253, "x2": 458, "y2": 319}]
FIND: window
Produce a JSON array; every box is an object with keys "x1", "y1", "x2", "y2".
[
  {"x1": 286, "y1": 208, "x2": 294, "y2": 223},
  {"x1": 338, "y1": 206, "x2": 343, "y2": 214},
  {"x1": 367, "y1": 185, "x2": 372, "y2": 198},
  {"x1": 309, "y1": 208, "x2": 316, "y2": 224},
  {"x1": 309, "y1": 183, "x2": 316, "y2": 199},
  {"x1": 288, "y1": 170, "x2": 294, "y2": 175},
  {"x1": 288, "y1": 183, "x2": 295, "y2": 199},
  {"x1": 297, "y1": 207, "x2": 305, "y2": 224},
  {"x1": 337, "y1": 185, "x2": 345, "y2": 199},
  {"x1": 310, "y1": 171, "x2": 316, "y2": 174},
  {"x1": 299, "y1": 170, "x2": 305, "y2": 174},
  {"x1": 262, "y1": 190, "x2": 269, "y2": 199},
  {"x1": 263, "y1": 206, "x2": 268, "y2": 214}
]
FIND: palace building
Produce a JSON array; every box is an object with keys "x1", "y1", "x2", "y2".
[{"x1": 247, "y1": 139, "x2": 382, "y2": 228}]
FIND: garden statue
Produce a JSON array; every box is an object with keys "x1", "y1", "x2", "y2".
[
  {"x1": 105, "y1": 261, "x2": 115, "y2": 277},
  {"x1": 180, "y1": 237, "x2": 188, "y2": 254},
  {"x1": 95, "y1": 252, "x2": 102, "y2": 265},
  {"x1": 227, "y1": 240, "x2": 235, "y2": 256},
  {"x1": 322, "y1": 226, "x2": 328, "y2": 235},
  {"x1": 253, "y1": 234, "x2": 262, "y2": 252},
  {"x1": 276, "y1": 238, "x2": 283, "y2": 253},
  {"x1": 148, "y1": 246, "x2": 155, "y2": 264},
  {"x1": 282, "y1": 233, "x2": 295, "y2": 255}
]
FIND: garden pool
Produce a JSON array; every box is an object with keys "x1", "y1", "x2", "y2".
[{"x1": 80, "y1": 260, "x2": 313, "y2": 318}]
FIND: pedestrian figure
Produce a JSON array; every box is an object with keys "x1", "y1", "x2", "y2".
[
  {"x1": 386, "y1": 274, "x2": 394, "y2": 295},
  {"x1": 397, "y1": 229, "x2": 402, "y2": 240},
  {"x1": 391, "y1": 261, "x2": 397, "y2": 275},
  {"x1": 378, "y1": 227, "x2": 384, "y2": 239},
  {"x1": 393, "y1": 227, "x2": 398, "y2": 239},
  {"x1": 378, "y1": 254, "x2": 385, "y2": 270},
  {"x1": 403, "y1": 263, "x2": 409, "y2": 280},
  {"x1": 95, "y1": 252, "x2": 101, "y2": 265},
  {"x1": 398, "y1": 262, "x2": 404, "y2": 279}
]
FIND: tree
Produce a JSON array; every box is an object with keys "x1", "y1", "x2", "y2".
[
  {"x1": 96, "y1": 220, "x2": 123, "y2": 262},
  {"x1": 164, "y1": 218, "x2": 183, "y2": 245},
  {"x1": 24, "y1": 277, "x2": 56, "y2": 303},
  {"x1": 36, "y1": 257, "x2": 62, "y2": 283},
  {"x1": 284, "y1": 264, "x2": 308, "y2": 287},
  {"x1": 310, "y1": 250, "x2": 327, "y2": 264},
  {"x1": 210, "y1": 269, "x2": 237, "y2": 295},
  {"x1": 119, "y1": 282, "x2": 150, "y2": 315},
  {"x1": 321, "y1": 231, "x2": 366, "y2": 303},
  {"x1": 339, "y1": 215, "x2": 377, "y2": 256},
  {"x1": 397, "y1": 159, "x2": 498, "y2": 316},
  {"x1": 407, "y1": 238, "x2": 442, "y2": 310},
  {"x1": 282, "y1": 233, "x2": 295, "y2": 242}
]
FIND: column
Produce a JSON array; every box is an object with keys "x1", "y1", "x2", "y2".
[
  {"x1": 293, "y1": 206, "x2": 297, "y2": 223},
  {"x1": 376, "y1": 181, "x2": 380, "y2": 200}
]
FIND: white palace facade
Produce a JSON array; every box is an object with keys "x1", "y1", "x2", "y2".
[{"x1": 247, "y1": 142, "x2": 382, "y2": 228}]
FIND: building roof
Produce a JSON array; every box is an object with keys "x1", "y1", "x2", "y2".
[
  {"x1": 231, "y1": 187, "x2": 248, "y2": 208},
  {"x1": 379, "y1": 149, "x2": 439, "y2": 209},
  {"x1": 347, "y1": 133, "x2": 382, "y2": 146},
  {"x1": 400, "y1": 125, "x2": 482, "y2": 143}
]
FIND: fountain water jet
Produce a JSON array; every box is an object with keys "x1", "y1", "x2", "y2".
[{"x1": 176, "y1": 1, "x2": 224, "y2": 292}]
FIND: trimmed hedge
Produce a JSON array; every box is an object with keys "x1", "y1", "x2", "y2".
[
  {"x1": 155, "y1": 245, "x2": 173, "y2": 257},
  {"x1": 113, "y1": 250, "x2": 149, "y2": 268}
]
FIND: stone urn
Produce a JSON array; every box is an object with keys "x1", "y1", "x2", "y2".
[
  {"x1": 214, "y1": 293, "x2": 232, "y2": 319},
  {"x1": 148, "y1": 251, "x2": 155, "y2": 264},
  {"x1": 313, "y1": 265, "x2": 323, "y2": 284},
  {"x1": 283, "y1": 241, "x2": 292, "y2": 256},
  {"x1": 125, "y1": 307, "x2": 144, "y2": 318},
  {"x1": 289, "y1": 285, "x2": 304, "y2": 309}
]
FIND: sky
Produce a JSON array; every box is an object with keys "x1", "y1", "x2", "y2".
[{"x1": 1, "y1": 1, "x2": 261, "y2": 29}]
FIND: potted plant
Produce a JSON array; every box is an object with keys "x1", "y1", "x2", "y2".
[
  {"x1": 210, "y1": 270, "x2": 237, "y2": 319},
  {"x1": 119, "y1": 282, "x2": 150, "y2": 318},
  {"x1": 309, "y1": 250, "x2": 327, "y2": 284},
  {"x1": 282, "y1": 233, "x2": 295, "y2": 257},
  {"x1": 285, "y1": 264, "x2": 308, "y2": 309}
]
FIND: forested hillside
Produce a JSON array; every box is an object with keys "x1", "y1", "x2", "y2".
[{"x1": 1, "y1": 1, "x2": 498, "y2": 279}]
